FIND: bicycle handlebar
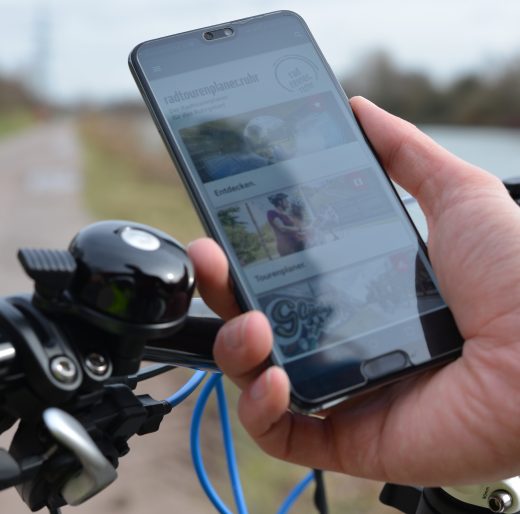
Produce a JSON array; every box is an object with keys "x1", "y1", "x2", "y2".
[
  {"x1": 1, "y1": 207, "x2": 520, "y2": 513},
  {"x1": 143, "y1": 297, "x2": 222, "y2": 370}
]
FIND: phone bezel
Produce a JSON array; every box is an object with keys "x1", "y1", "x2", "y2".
[{"x1": 129, "y1": 10, "x2": 463, "y2": 413}]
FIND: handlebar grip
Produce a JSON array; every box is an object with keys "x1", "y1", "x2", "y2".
[{"x1": 143, "y1": 298, "x2": 223, "y2": 371}]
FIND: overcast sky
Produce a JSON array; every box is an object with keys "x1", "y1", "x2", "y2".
[{"x1": 1, "y1": 0, "x2": 519, "y2": 103}]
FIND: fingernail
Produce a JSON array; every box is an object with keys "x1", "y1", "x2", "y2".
[
  {"x1": 250, "y1": 368, "x2": 272, "y2": 401},
  {"x1": 222, "y1": 316, "x2": 244, "y2": 350}
]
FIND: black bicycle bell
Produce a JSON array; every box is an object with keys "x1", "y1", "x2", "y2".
[{"x1": 19, "y1": 220, "x2": 195, "y2": 338}]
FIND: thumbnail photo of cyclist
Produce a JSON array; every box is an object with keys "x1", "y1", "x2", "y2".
[{"x1": 266, "y1": 192, "x2": 306, "y2": 257}]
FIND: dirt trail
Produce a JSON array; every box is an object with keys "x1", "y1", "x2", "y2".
[
  {"x1": 0, "y1": 120, "x2": 215, "y2": 513},
  {"x1": 0, "y1": 119, "x2": 90, "y2": 295}
]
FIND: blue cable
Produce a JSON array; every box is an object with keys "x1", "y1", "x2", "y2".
[
  {"x1": 276, "y1": 470, "x2": 315, "y2": 514},
  {"x1": 191, "y1": 373, "x2": 234, "y2": 514},
  {"x1": 165, "y1": 370, "x2": 207, "y2": 407},
  {"x1": 185, "y1": 370, "x2": 315, "y2": 514},
  {"x1": 215, "y1": 377, "x2": 249, "y2": 514}
]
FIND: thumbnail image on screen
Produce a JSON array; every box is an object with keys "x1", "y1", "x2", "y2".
[
  {"x1": 217, "y1": 168, "x2": 395, "y2": 267},
  {"x1": 178, "y1": 91, "x2": 355, "y2": 183},
  {"x1": 259, "y1": 250, "x2": 444, "y2": 359}
]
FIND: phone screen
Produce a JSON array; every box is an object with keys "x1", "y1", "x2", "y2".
[{"x1": 132, "y1": 11, "x2": 463, "y2": 409}]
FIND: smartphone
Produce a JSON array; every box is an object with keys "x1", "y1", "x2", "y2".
[{"x1": 129, "y1": 10, "x2": 464, "y2": 413}]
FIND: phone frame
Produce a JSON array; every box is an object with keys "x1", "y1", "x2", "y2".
[{"x1": 129, "y1": 10, "x2": 463, "y2": 413}]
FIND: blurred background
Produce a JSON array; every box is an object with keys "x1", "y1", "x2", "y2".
[{"x1": 0, "y1": 0, "x2": 519, "y2": 512}]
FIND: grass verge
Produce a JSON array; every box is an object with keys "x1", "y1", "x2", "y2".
[
  {"x1": 0, "y1": 109, "x2": 34, "y2": 139},
  {"x1": 82, "y1": 131, "x2": 204, "y2": 244}
]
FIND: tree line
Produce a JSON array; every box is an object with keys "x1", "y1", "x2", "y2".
[
  {"x1": 341, "y1": 51, "x2": 520, "y2": 127},
  {"x1": 0, "y1": 77, "x2": 37, "y2": 112}
]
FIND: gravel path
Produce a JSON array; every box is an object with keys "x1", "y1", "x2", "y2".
[{"x1": 0, "y1": 120, "x2": 216, "y2": 513}]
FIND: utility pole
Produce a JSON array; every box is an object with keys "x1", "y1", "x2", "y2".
[{"x1": 29, "y1": 4, "x2": 52, "y2": 110}]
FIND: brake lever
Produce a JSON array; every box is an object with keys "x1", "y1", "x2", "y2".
[{"x1": 42, "y1": 408, "x2": 117, "y2": 505}]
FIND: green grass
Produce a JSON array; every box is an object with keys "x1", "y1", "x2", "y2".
[
  {"x1": 83, "y1": 135, "x2": 205, "y2": 244},
  {"x1": 0, "y1": 109, "x2": 34, "y2": 138}
]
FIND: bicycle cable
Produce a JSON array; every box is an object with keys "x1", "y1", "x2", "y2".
[
  {"x1": 188, "y1": 371, "x2": 325, "y2": 514},
  {"x1": 165, "y1": 369, "x2": 207, "y2": 407},
  {"x1": 276, "y1": 471, "x2": 314, "y2": 514}
]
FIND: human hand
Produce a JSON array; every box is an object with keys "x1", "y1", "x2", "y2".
[{"x1": 188, "y1": 96, "x2": 520, "y2": 486}]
